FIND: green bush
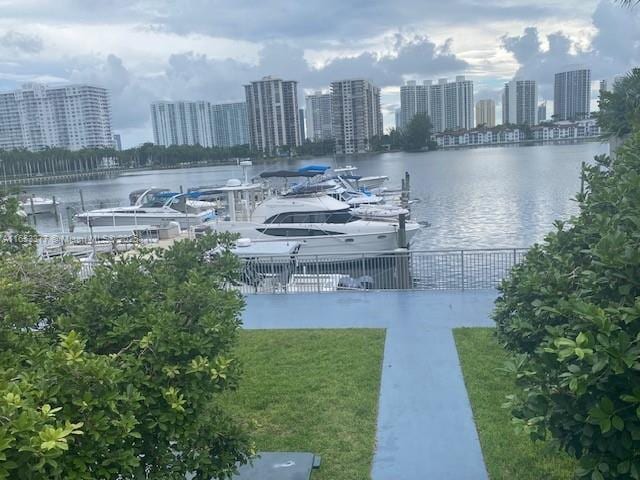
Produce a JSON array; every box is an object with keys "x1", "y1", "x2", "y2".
[
  {"x1": 0, "y1": 234, "x2": 253, "y2": 479},
  {"x1": 494, "y1": 132, "x2": 640, "y2": 479}
]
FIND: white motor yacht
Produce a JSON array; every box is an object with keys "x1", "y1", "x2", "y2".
[
  {"x1": 19, "y1": 195, "x2": 56, "y2": 215},
  {"x1": 201, "y1": 179, "x2": 420, "y2": 257},
  {"x1": 74, "y1": 189, "x2": 215, "y2": 229}
]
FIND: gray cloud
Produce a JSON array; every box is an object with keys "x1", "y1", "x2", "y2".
[
  {"x1": 0, "y1": 31, "x2": 43, "y2": 53},
  {"x1": 501, "y1": 1, "x2": 640, "y2": 98}
]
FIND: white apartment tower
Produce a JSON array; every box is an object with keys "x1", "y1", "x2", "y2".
[
  {"x1": 399, "y1": 80, "x2": 430, "y2": 130},
  {"x1": 151, "y1": 101, "x2": 214, "y2": 147},
  {"x1": 475, "y1": 99, "x2": 496, "y2": 127},
  {"x1": 331, "y1": 79, "x2": 383, "y2": 155},
  {"x1": 502, "y1": 80, "x2": 538, "y2": 126},
  {"x1": 0, "y1": 83, "x2": 114, "y2": 151},
  {"x1": 305, "y1": 92, "x2": 333, "y2": 141},
  {"x1": 210, "y1": 102, "x2": 249, "y2": 147},
  {"x1": 150, "y1": 100, "x2": 248, "y2": 148},
  {"x1": 244, "y1": 76, "x2": 301, "y2": 155},
  {"x1": 444, "y1": 76, "x2": 474, "y2": 131},
  {"x1": 554, "y1": 68, "x2": 591, "y2": 121}
]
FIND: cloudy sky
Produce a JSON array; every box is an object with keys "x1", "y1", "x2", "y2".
[{"x1": 0, "y1": 0, "x2": 638, "y2": 147}]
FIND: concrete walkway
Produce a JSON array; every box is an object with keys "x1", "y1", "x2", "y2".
[{"x1": 244, "y1": 290, "x2": 497, "y2": 480}]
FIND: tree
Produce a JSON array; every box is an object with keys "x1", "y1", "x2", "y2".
[
  {"x1": 0, "y1": 192, "x2": 36, "y2": 254},
  {"x1": 0, "y1": 233, "x2": 253, "y2": 479},
  {"x1": 402, "y1": 114, "x2": 434, "y2": 152},
  {"x1": 494, "y1": 131, "x2": 640, "y2": 479},
  {"x1": 597, "y1": 68, "x2": 640, "y2": 138}
]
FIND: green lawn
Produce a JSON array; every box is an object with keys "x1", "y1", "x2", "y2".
[
  {"x1": 223, "y1": 329, "x2": 386, "y2": 480},
  {"x1": 454, "y1": 328, "x2": 575, "y2": 480}
]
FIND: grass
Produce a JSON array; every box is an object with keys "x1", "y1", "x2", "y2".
[
  {"x1": 454, "y1": 328, "x2": 576, "y2": 480},
  {"x1": 223, "y1": 329, "x2": 386, "y2": 480}
]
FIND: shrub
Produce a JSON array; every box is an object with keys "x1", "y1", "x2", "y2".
[
  {"x1": 494, "y1": 132, "x2": 640, "y2": 479},
  {"x1": 0, "y1": 234, "x2": 253, "y2": 479}
]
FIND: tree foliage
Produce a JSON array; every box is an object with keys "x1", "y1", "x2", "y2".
[
  {"x1": 494, "y1": 131, "x2": 640, "y2": 479},
  {"x1": 597, "y1": 68, "x2": 640, "y2": 138},
  {"x1": 0, "y1": 234, "x2": 253, "y2": 479},
  {"x1": 402, "y1": 114, "x2": 435, "y2": 152},
  {"x1": 0, "y1": 193, "x2": 36, "y2": 254}
]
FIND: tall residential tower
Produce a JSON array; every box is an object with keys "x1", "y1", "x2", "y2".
[
  {"x1": 0, "y1": 83, "x2": 114, "y2": 151},
  {"x1": 502, "y1": 80, "x2": 538, "y2": 126},
  {"x1": 331, "y1": 79, "x2": 382, "y2": 155},
  {"x1": 305, "y1": 91, "x2": 333, "y2": 141},
  {"x1": 244, "y1": 76, "x2": 301, "y2": 155},
  {"x1": 554, "y1": 68, "x2": 591, "y2": 121},
  {"x1": 475, "y1": 99, "x2": 496, "y2": 127}
]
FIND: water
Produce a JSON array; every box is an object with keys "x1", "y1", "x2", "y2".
[{"x1": 25, "y1": 142, "x2": 608, "y2": 250}]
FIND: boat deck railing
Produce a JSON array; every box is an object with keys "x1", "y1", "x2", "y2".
[{"x1": 78, "y1": 247, "x2": 529, "y2": 293}]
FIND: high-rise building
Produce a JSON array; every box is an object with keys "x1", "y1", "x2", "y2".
[
  {"x1": 151, "y1": 100, "x2": 248, "y2": 148},
  {"x1": 394, "y1": 108, "x2": 401, "y2": 129},
  {"x1": 298, "y1": 108, "x2": 306, "y2": 142},
  {"x1": 0, "y1": 83, "x2": 114, "y2": 151},
  {"x1": 429, "y1": 79, "x2": 447, "y2": 133},
  {"x1": 554, "y1": 68, "x2": 591, "y2": 121},
  {"x1": 151, "y1": 101, "x2": 214, "y2": 147},
  {"x1": 399, "y1": 80, "x2": 430, "y2": 130},
  {"x1": 305, "y1": 91, "x2": 333, "y2": 141},
  {"x1": 502, "y1": 80, "x2": 538, "y2": 126},
  {"x1": 331, "y1": 79, "x2": 382, "y2": 155},
  {"x1": 395, "y1": 76, "x2": 478, "y2": 133},
  {"x1": 444, "y1": 76, "x2": 474, "y2": 131},
  {"x1": 209, "y1": 102, "x2": 249, "y2": 147},
  {"x1": 475, "y1": 99, "x2": 496, "y2": 127},
  {"x1": 113, "y1": 133, "x2": 122, "y2": 151},
  {"x1": 537, "y1": 102, "x2": 547, "y2": 123},
  {"x1": 244, "y1": 76, "x2": 301, "y2": 155}
]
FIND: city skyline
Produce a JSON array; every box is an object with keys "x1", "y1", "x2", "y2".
[{"x1": 0, "y1": 0, "x2": 637, "y2": 147}]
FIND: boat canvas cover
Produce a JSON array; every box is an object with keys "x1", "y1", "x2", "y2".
[{"x1": 259, "y1": 170, "x2": 321, "y2": 178}]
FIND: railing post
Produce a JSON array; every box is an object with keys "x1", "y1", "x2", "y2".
[
  {"x1": 460, "y1": 249, "x2": 465, "y2": 290},
  {"x1": 513, "y1": 248, "x2": 517, "y2": 266},
  {"x1": 316, "y1": 255, "x2": 321, "y2": 293}
]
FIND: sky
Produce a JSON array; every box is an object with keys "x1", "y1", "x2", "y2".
[{"x1": 0, "y1": 0, "x2": 638, "y2": 147}]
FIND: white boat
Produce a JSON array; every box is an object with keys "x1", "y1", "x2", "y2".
[
  {"x1": 19, "y1": 196, "x2": 56, "y2": 215},
  {"x1": 200, "y1": 179, "x2": 420, "y2": 257},
  {"x1": 74, "y1": 189, "x2": 215, "y2": 229},
  {"x1": 334, "y1": 165, "x2": 389, "y2": 190}
]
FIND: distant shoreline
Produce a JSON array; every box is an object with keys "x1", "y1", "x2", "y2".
[{"x1": 434, "y1": 137, "x2": 604, "y2": 151}]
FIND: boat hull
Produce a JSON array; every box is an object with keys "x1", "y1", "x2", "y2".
[{"x1": 204, "y1": 220, "x2": 420, "y2": 258}]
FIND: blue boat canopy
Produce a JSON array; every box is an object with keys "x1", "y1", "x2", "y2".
[{"x1": 297, "y1": 165, "x2": 330, "y2": 173}]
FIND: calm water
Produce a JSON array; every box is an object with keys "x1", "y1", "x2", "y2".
[{"x1": 27, "y1": 142, "x2": 608, "y2": 250}]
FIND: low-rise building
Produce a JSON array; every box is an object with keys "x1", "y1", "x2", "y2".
[
  {"x1": 433, "y1": 127, "x2": 524, "y2": 148},
  {"x1": 531, "y1": 119, "x2": 601, "y2": 141}
]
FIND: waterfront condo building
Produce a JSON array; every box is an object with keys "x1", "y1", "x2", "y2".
[
  {"x1": 150, "y1": 100, "x2": 248, "y2": 148},
  {"x1": 553, "y1": 68, "x2": 591, "y2": 121},
  {"x1": 475, "y1": 99, "x2": 496, "y2": 128},
  {"x1": 0, "y1": 83, "x2": 114, "y2": 151},
  {"x1": 305, "y1": 92, "x2": 333, "y2": 141},
  {"x1": 399, "y1": 80, "x2": 430, "y2": 130},
  {"x1": 244, "y1": 76, "x2": 301, "y2": 155},
  {"x1": 209, "y1": 102, "x2": 249, "y2": 148},
  {"x1": 151, "y1": 101, "x2": 214, "y2": 147},
  {"x1": 409, "y1": 76, "x2": 474, "y2": 133},
  {"x1": 537, "y1": 102, "x2": 547, "y2": 123},
  {"x1": 502, "y1": 80, "x2": 538, "y2": 126},
  {"x1": 331, "y1": 79, "x2": 383, "y2": 155}
]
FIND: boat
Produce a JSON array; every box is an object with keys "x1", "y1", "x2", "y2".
[
  {"x1": 198, "y1": 178, "x2": 420, "y2": 257},
  {"x1": 19, "y1": 195, "x2": 56, "y2": 215},
  {"x1": 333, "y1": 165, "x2": 389, "y2": 190},
  {"x1": 74, "y1": 189, "x2": 215, "y2": 229},
  {"x1": 129, "y1": 187, "x2": 220, "y2": 210}
]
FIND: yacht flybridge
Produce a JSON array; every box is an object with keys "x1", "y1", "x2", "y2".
[
  {"x1": 74, "y1": 188, "x2": 215, "y2": 229},
  {"x1": 200, "y1": 177, "x2": 420, "y2": 256}
]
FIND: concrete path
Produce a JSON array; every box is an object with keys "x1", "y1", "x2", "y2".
[{"x1": 244, "y1": 291, "x2": 497, "y2": 480}]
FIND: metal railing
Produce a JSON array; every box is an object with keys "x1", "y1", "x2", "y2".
[
  {"x1": 75, "y1": 248, "x2": 530, "y2": 294},
  {"x1": 230, "y1": 248, "x2": 528, "y2": 294}
]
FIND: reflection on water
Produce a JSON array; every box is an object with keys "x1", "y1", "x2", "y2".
[{"x1": 26, "y1": 142, "x2": 608, "y2": 250}]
